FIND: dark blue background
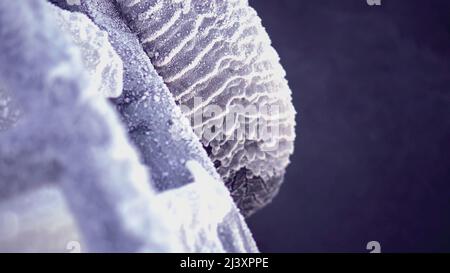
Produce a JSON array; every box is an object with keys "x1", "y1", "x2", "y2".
[{"x1": 247, "y1": 0, "x2": 450, "y2": 252}]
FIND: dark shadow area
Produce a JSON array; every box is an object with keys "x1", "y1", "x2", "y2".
[{"x1": 247, "y1": 0, "x2": 450, "y2": 252}]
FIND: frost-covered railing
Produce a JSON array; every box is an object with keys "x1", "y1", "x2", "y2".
[{"x1": 0, "y1": 0, "x2": 258, "y2": 252}]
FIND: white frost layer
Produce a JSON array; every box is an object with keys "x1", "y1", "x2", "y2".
[
  {"x1": 0, "y1": 86, "x2": 20, "y2": 131},
  {"x1": 0, "y1": 4, "x2": 124, "y2": 131},
  {"x1": 0, "y1": 1, "x2": 173, "y2": 252},
  {"x1": 155, "y1": 160, "x2": 234, "y2": 252},
  {"x1": 0, "y1": 161, "x2": 247, "y2": 253},
  {"x1": 0, "y1": 186, "x2": 82, "y2": 252},
  {"x1": 50, "y1": 3, "x2": 124, "y2": 98}
]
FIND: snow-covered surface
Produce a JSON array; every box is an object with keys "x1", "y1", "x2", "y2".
[
  {"x1": 0, "y1": 186, "x2": 82, "y2": 252},
  {"x1": 0, "y1": 86, "x2": 21, "y2": 131},
  {"x1": 0, "y1": 159, "x2": 253, "y2": 252},
  {"x1": 157, "y1": 161, "x2": 233, "y2": 252},
  {"x1": 0, "y1": 2, "x2": 123, "y2": 130},
  {"x1": 51, "y1": 3, "x2": 123, "y2": 98}
]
